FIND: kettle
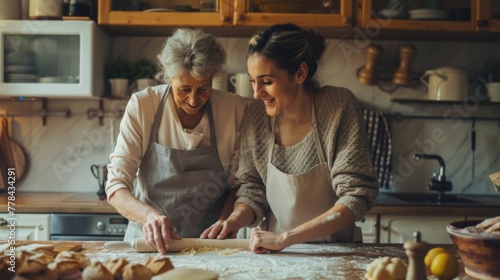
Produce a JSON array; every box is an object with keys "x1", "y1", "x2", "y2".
[
  {"x1": 91, "y1": 164, "x2": 108, "y2": 200},
  {"x1": 420, "y1": 67, "x2": 468, "y2": 101}
]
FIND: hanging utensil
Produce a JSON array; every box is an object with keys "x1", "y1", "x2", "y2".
[{"x1": 471, "y1": 118, "x2": 476, "y2": 179}]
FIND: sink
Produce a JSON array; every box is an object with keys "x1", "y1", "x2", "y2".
[{"x1": 383, "y1": 193, "x2": 481, "y2": 205}]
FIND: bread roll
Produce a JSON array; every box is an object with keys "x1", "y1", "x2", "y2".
[
  {"x1": 82, "y1": 262, "x2": 113, "y2": 280},
  {"x1": 144, "y1": 256, "x2": 174, "y2": 275},
  {"x1": 48, "y1": 260, "x2": 81, "y2": 279},
  {"x1": 55, "y1": 251, "x2": 91, "y2": 269},
  {"x1": 15, "y1": 259, "x2": 57, "y2": 280},
  {"x1": 122, "y1": 263, "x2": 153, "y2": 280},
  {"x1": 0, "y1": 255, "x2": 16, "y2": 280},
  {"x1": 103, "y1": 258, "x2": 129, "y2": 278},
  {"x1": 28, "y1": 251, "x2": 55, "y2": 265}
]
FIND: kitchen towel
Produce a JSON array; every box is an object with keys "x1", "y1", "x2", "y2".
[{"x1": 363, "y1": 109, "x2": 392, "y2": 189}]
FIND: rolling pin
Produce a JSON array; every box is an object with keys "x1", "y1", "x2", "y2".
[{"x1": 105, "y1": 238, "x2": 250, "y2": 253}]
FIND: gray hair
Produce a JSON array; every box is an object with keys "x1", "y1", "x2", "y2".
[{"x1": 156, "y1": 28, "x2": 227, "y2": 83}]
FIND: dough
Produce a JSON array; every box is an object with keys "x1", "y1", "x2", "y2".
[
  {"x1": 153, "y1": 268, "x2": 219, "y2": 280},
  {"x1": 82, "y1": 261, "x2": 113, "y2": 280},
  {"x1": 47, "y1": 260, "x2": 81, "y2": 280},
  {"x1": 15, "y1": 259, "x2": 58, "y2": 280},
  {"x1": 55, "y1": 251, "x2": 90, "y2": 269},
  {"x1": 180, "y1": 247, "x2": 243, "y2": 256},
  {"x1": 103, "y1": 258, "x2": 129, "y2": 278},
  {"x1": 365, "y1": 256, "x2": 407, "y2": 280},
  {"x1": 28, "y1": 251, "x2": 56, "y2": 265},
  {"x1": 144, "y1": 256, "x2": 174, "y2": 275},
  {"x1": 0, "y1": 255, "x2": 15, "y2": 280},
  {"x1": 122, "y1": 263, "x2": 153, "y2": 280}
]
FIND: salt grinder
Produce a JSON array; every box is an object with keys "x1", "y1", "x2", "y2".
[{"x1": 404, "y1": 231, "x2": 428, "y2": 280}]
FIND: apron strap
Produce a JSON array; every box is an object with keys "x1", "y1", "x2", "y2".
[
  {"x1": 311, "y1": 96, "x2": 327, "y2": 164},
  {"x1": 149, "y1": 85, "x2": 171, "y2": 143},
  {"x1": 205, "y1": 100, "x2": 219, "y2": 154}
]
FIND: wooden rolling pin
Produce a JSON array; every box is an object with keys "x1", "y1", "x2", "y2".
[{"x1": 105, "y1": 238, "x2": 250, "y2": 253}]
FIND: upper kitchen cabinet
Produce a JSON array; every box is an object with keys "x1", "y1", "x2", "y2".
[
  {"x1": 475, "y1": 0, "x2": 500, "y2": 31},
  {"x1": 0, "y1": 20, "x2": 110, "y2": 98},
  {"x1": 97, "y1": 0, "x2": 233, "y2": 35},
  {"x1": 97, "y1": 0, "x2": 353, "y2": 36},
  {"x1": 356, "y1": 0, "x2": 475, "y2": 32},
  {"x1": 233, "y1": 0, "x2": 352, "y2": 28}
]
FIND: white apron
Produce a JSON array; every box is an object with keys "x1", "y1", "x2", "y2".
[
  {"x1": 266, "y1": 99, "x2": 359, "y2": 243},
  {"x1": 124, "y1": 85, "x2": 229, "y2": 240}
]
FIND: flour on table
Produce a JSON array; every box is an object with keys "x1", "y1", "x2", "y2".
[{"x1": 84, "y1": 243, "x2": 409, "y2": 280}]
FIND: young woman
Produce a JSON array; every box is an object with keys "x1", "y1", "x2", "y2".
[{"x1": 201, "y1": 23, "x2": 379, "y2": 253}]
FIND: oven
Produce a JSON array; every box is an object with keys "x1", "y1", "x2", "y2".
[{"x1": 50, "y1": 213, "x2": 128, "y2": 241}]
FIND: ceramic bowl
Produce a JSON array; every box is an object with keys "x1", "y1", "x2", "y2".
[{"x1": 447, "y1": 220, "x2": 500, "y2": 280}]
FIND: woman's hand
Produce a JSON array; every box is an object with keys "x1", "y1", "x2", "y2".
[
  {"x1": 201, "y1": 203, "x2": 255, "y2": 240},
  {"x1": 476, "y1": 216, "x2": 500, "y2": 233},
  {"x1": 142, "y1": 212, "x2": 181, "y2": 255},
  {"x1": 249, "y1": 227, "x2": 289, "y2": 254},
  {"x1": 200, "y1": 219, "x2": 240, "y2": 239}
]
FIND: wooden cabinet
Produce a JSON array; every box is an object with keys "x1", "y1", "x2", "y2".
[
  {"x1": 475, "y1": 0, "x2": 500, "y2": 31},
  {"x1": 98, "y1": 0, "x2": 232, "y2": 27},
  {"x1": 233, "y1": 0, "x2": 352, "y2": 27},
  {"x1": 378, "y1": 214, "x2": 463, "y2": 244},
  {"x1": 0, "y1": 214, "x2": 50, "y2": 241},
  {"x1": 97, "y1": 0, "x2": 353, "y2": 35},
  {"x1": 97, "y1": 0, "x2": 499, "y2": 37},
  {"x1": 356, "y1": 0, "x2": 474, "y2": 32}
]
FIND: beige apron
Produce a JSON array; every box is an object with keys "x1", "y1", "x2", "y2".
[
  {"x1": 124, "y1": 85, "x2": 229, "y2": 240},
  {"x1": 266, "y1": 99, "x2": 358, "y2": 243}
]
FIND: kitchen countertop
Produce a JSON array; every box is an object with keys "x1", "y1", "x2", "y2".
[
  {"x1": 1, "y1": 192, "x2": 499, "y2": 216},
  {"x1": 0, "y1": 192, "x2": 117, "y2": 213},
  {"x1": 1, "y1": 241, "x2": 475, "y2": 279}
]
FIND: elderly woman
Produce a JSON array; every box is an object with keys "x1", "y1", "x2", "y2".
[{"x1": 105, "y1": 28, "x2": 248, "y2": 254}]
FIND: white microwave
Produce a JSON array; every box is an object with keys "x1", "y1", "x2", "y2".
[{"x1": 0, "y1": 20, "x2": 110, "y2": 98}]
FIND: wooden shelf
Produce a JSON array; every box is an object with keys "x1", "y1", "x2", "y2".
[{"x1": 391, "y1": 98, "x2": 500, "y2": 105}]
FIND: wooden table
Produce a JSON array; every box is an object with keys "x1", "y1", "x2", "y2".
[{"x1": 4, "y1": 241, "x2": 475, "y2": 279}]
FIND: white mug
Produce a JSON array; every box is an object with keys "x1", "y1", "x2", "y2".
[
  {"x1": 230, "y1": 73, "x2": 253, "y2": 99},
  {"x1": 212, "y1": 71, "x2": 228, "y2": 91},
  {"x1": 29, "y1": 0, "x2": 63, "y2": 19}
]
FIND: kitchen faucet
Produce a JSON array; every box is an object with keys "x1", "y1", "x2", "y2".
[{"x1": 413, "y1": 153, "x2": 452, "y2": 204}]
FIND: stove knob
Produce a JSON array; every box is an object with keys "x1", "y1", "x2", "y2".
[{"x1": 96, "y1": 221, "x2": 105, "y2": 231}]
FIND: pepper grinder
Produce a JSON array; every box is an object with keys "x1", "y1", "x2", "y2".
[
  {"x1": 404, "y1": 231, "x2": 428, "y2": 280},
  {"x1": 357, "y1": 43, "x2": 383, "y2": 85},
  {"x1": 393, "y1": 43, "x2": 417, "y2": 86}
]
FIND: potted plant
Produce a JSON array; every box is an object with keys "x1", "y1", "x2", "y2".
[
  {"x1": 133, "y1": 59, "x2": 157, "y2": 91},
  {"x1": 473, "y1": 56, "x2": 500, "y2": 102},
  {"x1": 105, "y1": 59, "x2": 132, "y2": 97}
]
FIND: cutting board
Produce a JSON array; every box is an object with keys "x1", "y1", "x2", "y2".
[
  {"x1": 1, "y1": 242, "x2": 82, "y2": 254},
  {"x1": 0, "y1": 117, "x2": 27, "y2": 184}
]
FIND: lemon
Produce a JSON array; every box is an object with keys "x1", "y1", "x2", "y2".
[
  {"x1": 424, "y1": 247, "x2": 447, "y2": 267},
  {"x1": 430, "y1": 252, "x2": 459, "y2": 280}
]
